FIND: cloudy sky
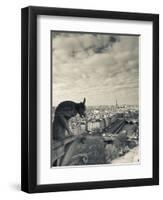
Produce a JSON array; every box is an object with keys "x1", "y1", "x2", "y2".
[{"x1": 52, "y1": 31, "x2": 139, "y2": 106}]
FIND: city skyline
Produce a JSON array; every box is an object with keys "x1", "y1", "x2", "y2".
[
  {"x1": 52, "y1": 31, "x2": 139, "y2": 106},
  {"x1": 52, "y1": 101, "x2": 139, "y2": 108}
]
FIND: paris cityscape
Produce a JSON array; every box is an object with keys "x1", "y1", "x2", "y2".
[
  {"x1": 51, "y1": 100, "x2": 139, "y2": 166},
  {"x1": 51, "y1": 31, "x2": 139, "y2": 166}
]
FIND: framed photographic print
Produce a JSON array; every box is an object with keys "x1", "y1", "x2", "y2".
[{"x1": 21, "y1": 6, "x2": 159, "y2": 193}]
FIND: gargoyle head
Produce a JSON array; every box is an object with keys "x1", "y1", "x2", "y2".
[{"x1": 78, "y1": 98, "x2": 86, "y2": 118}]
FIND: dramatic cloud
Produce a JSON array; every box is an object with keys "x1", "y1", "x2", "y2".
[{"x1": 52, "y1": 31, "x2": 139, "y2": 106}]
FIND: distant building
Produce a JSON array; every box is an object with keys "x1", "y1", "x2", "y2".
[{"x1": 116, "y1": 99, "x2": 119, "y2": 110}]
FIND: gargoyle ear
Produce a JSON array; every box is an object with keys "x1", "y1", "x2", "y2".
[{"x1": 83, "y1": 97, "x2": 86, "y2": 104}]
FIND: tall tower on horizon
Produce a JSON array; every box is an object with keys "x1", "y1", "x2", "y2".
[{"x1": 116, "y1": 99, "x2": 118, "y2": 110}]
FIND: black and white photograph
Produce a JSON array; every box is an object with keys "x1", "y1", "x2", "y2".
[{"x1": 51, "y1": 31, "x2": 139, "y2": 167}]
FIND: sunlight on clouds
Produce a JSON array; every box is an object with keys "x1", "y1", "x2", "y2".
[{"x1": 52, "y1": 31, "x2": 139, "y2": 106}]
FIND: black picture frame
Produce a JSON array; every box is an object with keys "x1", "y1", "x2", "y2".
[{"x1": 21, "y1": 6, "x2": 159, "y2": 193}]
